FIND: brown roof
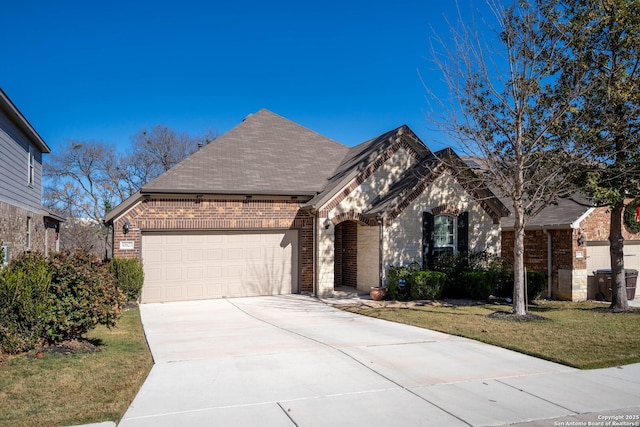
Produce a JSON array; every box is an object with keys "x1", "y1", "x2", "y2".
[{"x1": 142, "y1": 109, "x2": 349, "y2": 195}]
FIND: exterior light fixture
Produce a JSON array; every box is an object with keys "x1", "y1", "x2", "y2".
[
  {"x1": 324, "y1": 218, "x2": 331, "y2": 229},
  {"x1": 123, "y1": 220, "x2": 131, "y2": 234}
]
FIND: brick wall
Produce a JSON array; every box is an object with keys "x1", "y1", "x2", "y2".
[
  {"x1": 580, "y1": 206, "x2": 640, "y2": 241},
  {"x1": 501, "y1": 228, "x2": 578, "y2": 298},
  {"x1": 499, "y1": 207, "x2": 640, "y2": 300},
  {"x1": 112, "y1": 197, "x2": 314, "y2": 292},
  {"x1": 0, "y1": 200, "x2": 59, "y2": 259}
]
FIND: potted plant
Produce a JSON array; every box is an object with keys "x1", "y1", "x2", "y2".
[{"x1": 370, "y1": 286, "x2": 387, "y2": 301}]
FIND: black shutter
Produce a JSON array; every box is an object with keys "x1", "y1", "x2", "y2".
[
  {"x1": 422, "y1": 212, "x2": 434, "y2": 267},
  {"x1": 457, "y1": 211, "x2": 469, "y2": 255}
]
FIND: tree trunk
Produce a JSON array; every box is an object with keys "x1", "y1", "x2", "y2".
[
  {"x1": 609, "y1": 202, "x2": 629, "y2": 311},
  {"x1": 513, "y1": 209, "x2": 527, "y2": 315}
]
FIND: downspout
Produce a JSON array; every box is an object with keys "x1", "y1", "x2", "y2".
[
  {"x1": 543, "y1": 229, "x2": 552, "y2": 299},
  {"x1": 309, "y1": 209, "x2": 318, "y2": 297},
  {"x1": 376, "y1": 214, "x2": 384, "y2": 287}
]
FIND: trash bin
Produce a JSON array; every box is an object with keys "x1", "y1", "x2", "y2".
[
  {"x1": 626, "y1": 270, "x2": 637, "y2": 300},
  {"x1": 595, "y1": 269, "x2": 612, "y2": 301},
  {"x1": 594, "y1": 269, "x2": 637, "y2": 301}
]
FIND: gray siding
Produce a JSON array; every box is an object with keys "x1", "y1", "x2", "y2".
[{"x1": 0, "y1": 109, "x2": 43, "y2": 213}]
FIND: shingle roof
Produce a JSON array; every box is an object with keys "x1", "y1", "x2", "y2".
[
  {"x1": 500, "y1": 196, "x2": 593, "y2": 229},
  {"x1": 142, "y1": 109, "x2": 350, "y2": 195}
]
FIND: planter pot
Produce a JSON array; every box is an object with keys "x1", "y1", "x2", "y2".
[{"x1": 370, "y1": 286, "x2": 387, "y2": 301}]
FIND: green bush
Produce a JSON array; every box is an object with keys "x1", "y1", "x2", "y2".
[
  {"x1": 526, "y1": 271, "x2": 547, "y2": 301},
  {"x1": 0, "y1": 253, "x2": 51, "y2": 354},
  {"x1": 409, "y1": 270, "x2": 445, "y2": 300},
  {"x1": 432, "y1": 251, "x2": 510, "y2": 299},
  {"x1": 430, "y1": 252, "x2": 468, "y2": 298},
  {"x1": 497, "y1": 270, "x2": 548, "y2": 302},
  {"x1": 44, "y1": 250, "x2": 126, "y2": 343},
  {"x1": 386, "y1": 265, "x2": 413, "y2": 301},
  {"x1": 460, "y1": 270, "x2": 496, "y2": 301},
  {"x1": 109, "y1": 257, "x2": 144, "y2": 301}
]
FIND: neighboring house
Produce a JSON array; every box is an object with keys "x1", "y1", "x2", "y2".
[
  {"x1": 0, "y1": 88, "x2": 64, "y2": 263},
  {"x1": 501, "y1": 198, "x2": 640, "y2": 301},
  {"x1": 105, "y1": 109, "x2": 508, "y2": 303}
]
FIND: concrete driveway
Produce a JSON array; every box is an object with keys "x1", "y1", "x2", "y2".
[{"x1": 119, "y1": 295, "x2": 640, "y2": 427}]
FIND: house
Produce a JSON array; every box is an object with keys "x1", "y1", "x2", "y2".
[
  {"x1": 0, "y1": 89, "x2": 64, "y2": 264},
  {"x1": 104, "y1": 109, "x2": 508, "y2": 303},
  {"x1": 501, "y1": 198, "x2": 640, "y2": 301}
]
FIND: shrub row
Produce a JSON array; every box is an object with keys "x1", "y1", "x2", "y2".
[
  {"x1": 0, "y1": 252, "x2": 143, "y2": 354},
  {"x1": 386, "y1": 251, "x2": 546, "y2": 302}
]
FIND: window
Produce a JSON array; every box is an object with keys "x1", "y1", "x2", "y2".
[
  {"x1": 423, "y1": 211, "x2": 469, "y2": 265},
  {"x1": 26, "y1": 216, "x2": 31, "y2": 249},
  {"x1": 28, "y1": 146, "x2": 35, "y2": 186},
  {"x1": 433, "y1": 215, "x2": 456, "y2": 258}
]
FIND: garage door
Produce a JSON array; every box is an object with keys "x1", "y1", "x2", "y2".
[
  {"x1": 587, "y1": 241, "x2": 640, "y2": 274},
  {"x1": 141, "y1": 230, "x2": 298, "y2": 303}
]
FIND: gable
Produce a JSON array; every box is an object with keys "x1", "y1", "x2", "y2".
[
  {"x1": 308, "y1": 125, "x2": 427, "y2": 213},
  {"x1": 353, "y1": 146, "x2": 509, "y2": 224},
  {"x1": 323, "y1": 144, "x2": 419, "y2": 221},
  {"x1": 0, "y1": 91, "x2": 47, "y2": 213}
]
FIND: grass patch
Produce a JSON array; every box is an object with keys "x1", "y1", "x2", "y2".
[
  {"x1": 0, "y1": 307, "x2": 153, "y2": 427},
  {"x1": 344, "y1": 300, "x2": 640, "y2": 369}
]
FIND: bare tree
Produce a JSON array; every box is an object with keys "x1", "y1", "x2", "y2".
[
  {"x1": 44, "y1": 141, "x2": 121, "y2": 223},
  {"x1": 44, "y1": 127, "x2": 217, "y2": 255},
  {"x1": 126, "y1": 125, "x2": 217, "y2": 189},
  {"x1": 428, "y1": 0, "x2": 592, "y2": 315}
]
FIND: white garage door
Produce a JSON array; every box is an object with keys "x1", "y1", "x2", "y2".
[
  {"x1": 141, "y1": 230, "x2": 298, "y2": 303},
  {"x1": 587, "y1": 241, "x2": 640, "y2": 274}
]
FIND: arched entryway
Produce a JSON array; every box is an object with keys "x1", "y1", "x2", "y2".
[{"x1": 334, "y1": 220, "x2": 358, "y2": 289}]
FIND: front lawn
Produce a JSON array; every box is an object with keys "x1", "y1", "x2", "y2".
[
  {"x1": 0, "y1": 307, "x2": 153, "y2": 427},
  {"x1": 342, "y1": 300, "x2": 640, "y2": 369}
]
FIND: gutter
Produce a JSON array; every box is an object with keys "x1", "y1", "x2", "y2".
[
  {"x1": 140, "y1": 188, "x2": 319, "y2": 197},
  {"x1": 501, "y1": 224, "x2": 573, "y2": 231}
]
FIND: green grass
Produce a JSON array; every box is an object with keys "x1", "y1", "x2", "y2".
[
  {"x1": 0, "y1": 308, "x2": 153, "y2": 427},
  {"x1": 344, "y1": 300, "x2": 640, "y2": 369}
]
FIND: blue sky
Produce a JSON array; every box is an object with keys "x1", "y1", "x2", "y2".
[{"x1": 2, "y1": 1, "x2": 485, "y2": 152}]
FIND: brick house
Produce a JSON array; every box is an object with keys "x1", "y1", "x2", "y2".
[
  {"x1": 0, "y1": 89, "x2": 64, "y2": 264},
  {"x1": 501, "y1": 198, "x2": 640, "y2": 301},
  {"x1": 105, "y1": 109, "x2": 508, "y2": 303}
]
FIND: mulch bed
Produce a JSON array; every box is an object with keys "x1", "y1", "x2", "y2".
[
  {"x1": 34, "y1": 339, "x2": 102, "y2": 357},
  {"x1": 487, "y1": 311, "x2": 548, "y2": 322}
]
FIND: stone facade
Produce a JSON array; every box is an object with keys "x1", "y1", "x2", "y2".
[
  {"x1": 386, "y1": 172, "x2": 501, "y2": 270},
  {"x1": 111, "y1": 197, "x2": 315, "y2": 293},
  {"x1": 314, "y1": 145, "x2": 501, "y2": 296}
]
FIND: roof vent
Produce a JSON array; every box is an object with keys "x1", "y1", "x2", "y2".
[{"x1": 242, "y1": 113, "x2": 253, "y2": 122}]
